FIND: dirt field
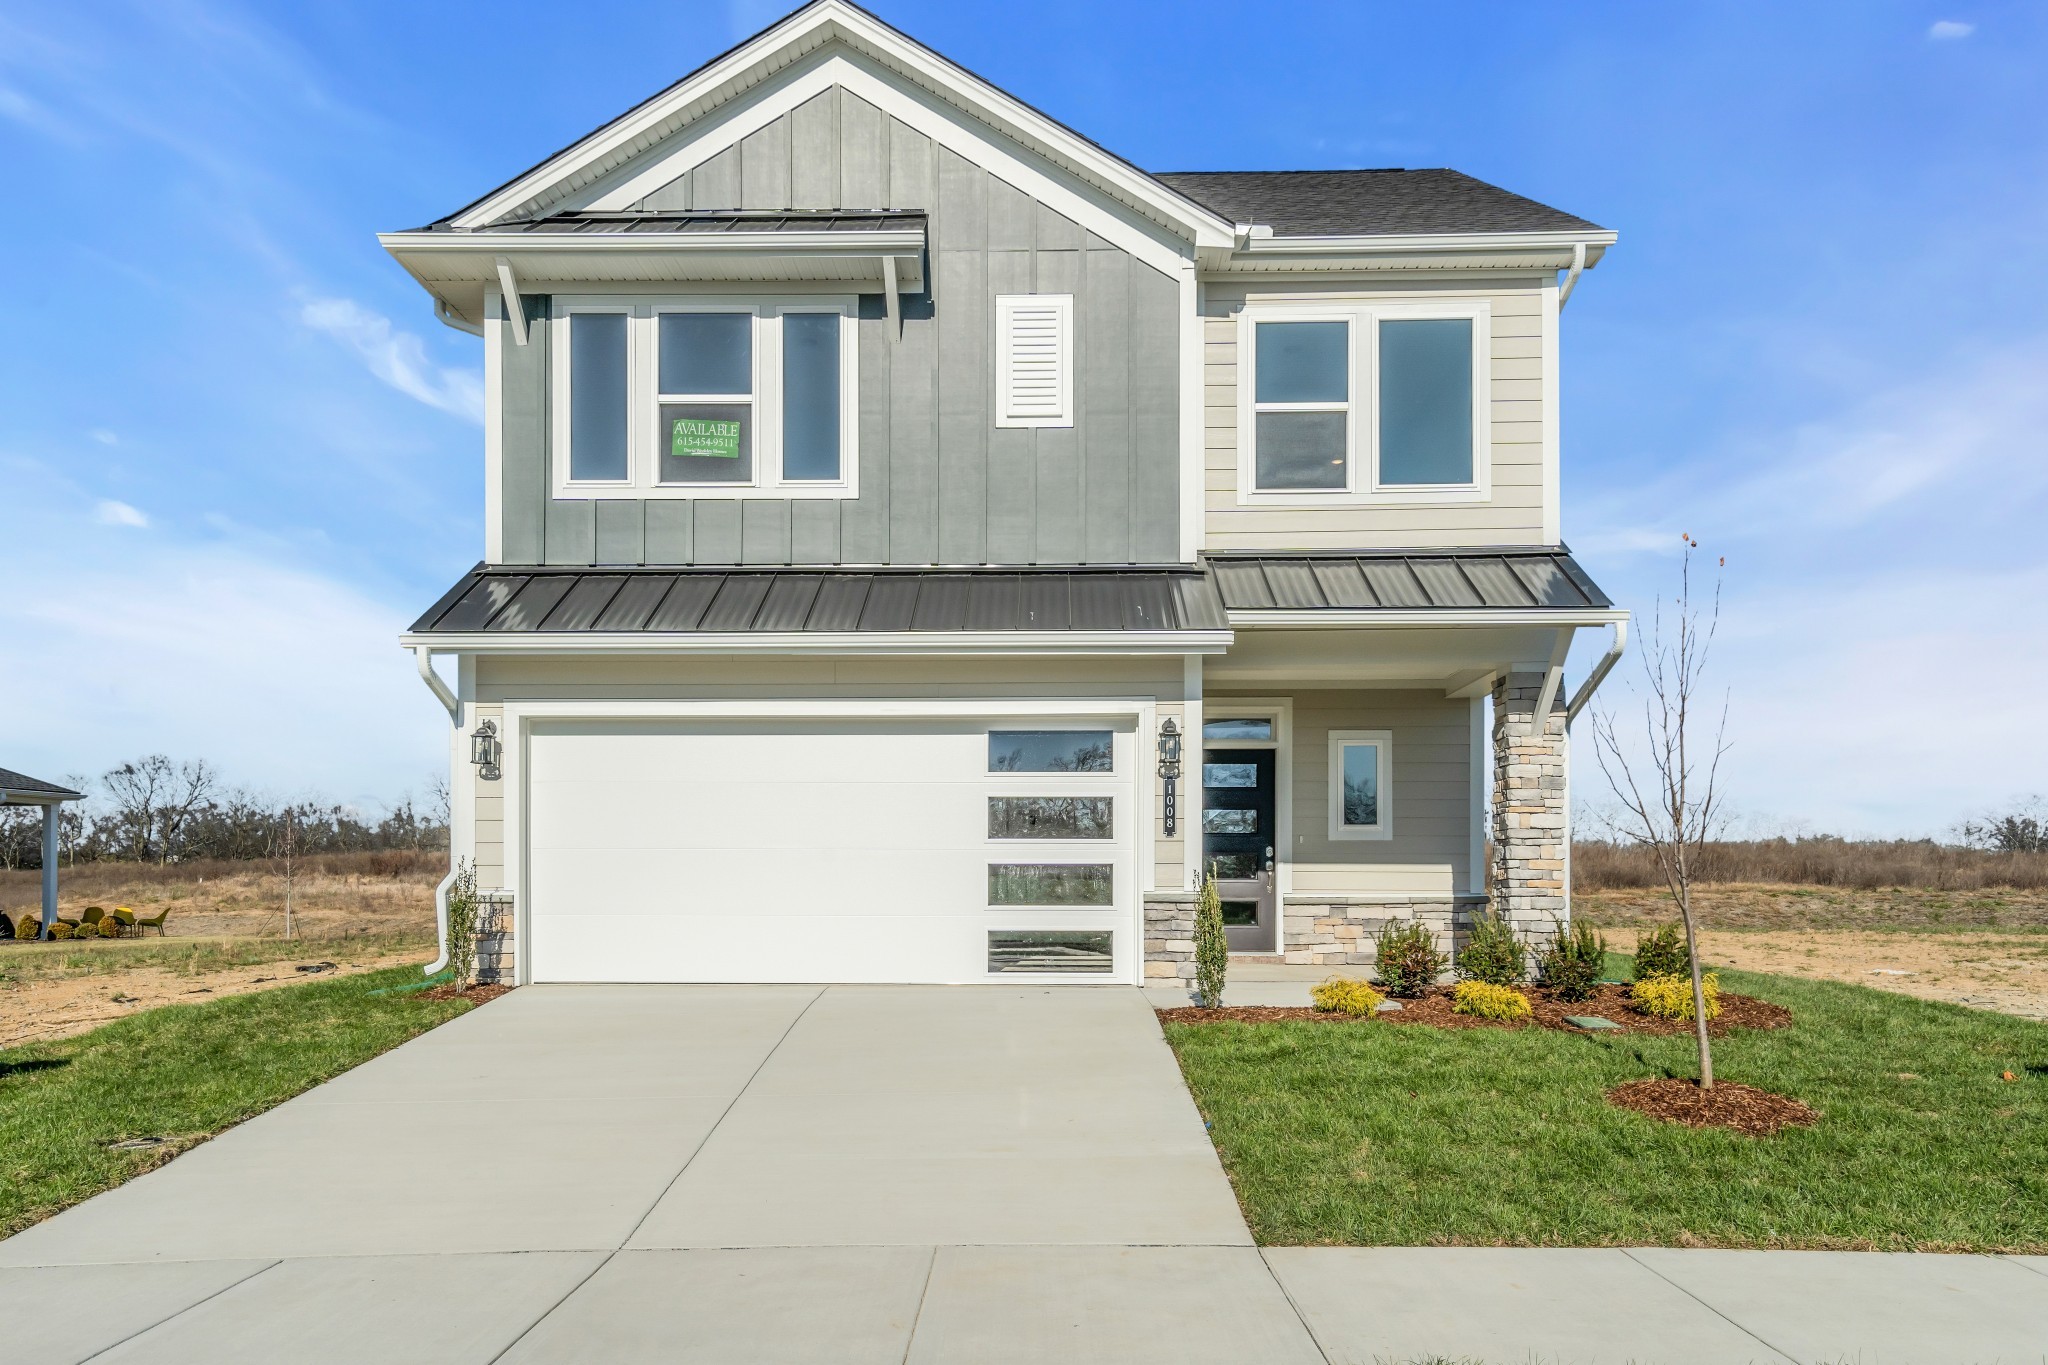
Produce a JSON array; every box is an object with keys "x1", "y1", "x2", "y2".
[
  {"x1": 1577, "y1": 885, "x2": 2048, "y2": 1021},
  {"x1": 0, "y1": 854, "x2": 440, "y2": 1046}
]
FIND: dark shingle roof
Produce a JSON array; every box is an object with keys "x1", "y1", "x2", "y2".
[
  {"x1": 0, "y1": 768, "x2": 83, "y2": 802},
  {"x1": 1205, "y1": 549, "x2": 1611, "y2": 612},
  {"x1": 1151, "y1": 169, "x2": 1603, "y2": 238},
  {"x1": 410, "y1": 566, "x2": 1229, "y2": 635}
]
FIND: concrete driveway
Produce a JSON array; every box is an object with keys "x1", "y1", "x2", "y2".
[{"x1": 7, "y1": 984, "x2": 2047, "y2": 1364}]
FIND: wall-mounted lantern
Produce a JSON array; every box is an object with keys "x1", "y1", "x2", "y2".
[
  {"x1": 470, "y1": 719, "x2": 502, "y2": 782},
  {"x1": 1157, "y1": 717, "x2": 1182, "y2": 836}
]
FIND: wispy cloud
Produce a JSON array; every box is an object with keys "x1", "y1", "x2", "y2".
[
  {"x1": 94, "y1": 499, "x2": 149, "y2": 528},
  {"x1": 88, "y1": 428, "x2": 118, "y2": 446},
  {"x1": 299, "y1": 296, "x2": 484, "y2": 424},
  {"x1": 0, "y1": 80, "x2": 87, "y2": 142},
  {"x1": 1928, "y1": 19, "x2": 1976, "y2": 40}
]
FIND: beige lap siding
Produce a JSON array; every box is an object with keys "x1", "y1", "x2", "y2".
[
  {"x1": 462, "y1": 654, "x2": 1190, "y2": 896},
  {"x1": 1202, "y1": 275, "x2": 1552, "y2": 552}
]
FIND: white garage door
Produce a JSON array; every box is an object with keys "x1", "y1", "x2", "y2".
[{"x1": 523, "y1": 718, "x2": 1137, "y2": 984}]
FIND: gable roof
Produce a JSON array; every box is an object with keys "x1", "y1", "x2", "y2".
[
  {"x1": 1154, "y1": 169, "x2": 1604, "y2": 239},
  {"x1": 439, "y1": 0, "x2": 1234, "y2": 250},
  {"x1": 0, "y1": 767, "x2": 83, "y2": 804}
]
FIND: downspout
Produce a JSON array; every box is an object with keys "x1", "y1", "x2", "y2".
[
  {"x1": 435, "y1": 298, "x2": 484, "y2": 337},
  {"x1": 415, "y1": 645, "x2": 461, "y2": 975},
  {"x1": 1557, "y1": 240, "x2": 1587, "y2": 312},
  {"x1": 1564, "y1": 619, "x2": 1628, "y2": 726}
]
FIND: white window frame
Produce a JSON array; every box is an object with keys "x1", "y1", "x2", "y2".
[
  {"x1": 994, "y1": 293, "x2": 1074, "y2": 428},
  {"x1": 551, "y1": 293, "x2": 859, "y2": 499},
  {"x1": 1237, "y1": 301, "x2": 1491, "y2": 507},
  {"x1": 1327, "y1": 729, "x2": 1393, "y2": 842}
]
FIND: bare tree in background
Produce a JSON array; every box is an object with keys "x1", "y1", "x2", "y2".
[
  {"x1": 103, "y1": 756, "x2": 218, "y2": 863},
  {"x1": 1591, "y1": 535, "x2": 1731, "y2": 1088},
  {"x1": 277, "y1": 803, "x2": 300, "y2": 940}
]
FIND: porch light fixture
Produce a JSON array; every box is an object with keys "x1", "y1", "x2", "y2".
[
  {"x1": 469, "y1": 719, "x2": 501, "y2": 782},
  {"x1": 1157, "y1": 718, "x2": 1182, "y2": 836}
]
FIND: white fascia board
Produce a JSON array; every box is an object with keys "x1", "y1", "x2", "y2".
[
  {"x1": 398, "y1": 630, "x2": 1234, "y2": 656},
  {"x1": 446, "y1": 2, "x2": 1233, "y2": 250},
  {"x1": 1228, "y1": 609, "x2": 1629, "y2": 629},
  {"x1": 380, "y1": 229, "x2": 928, "y2": 258},
  {"x1": 1239, "y1": 229, "x2": 1615, "y2": 255}
]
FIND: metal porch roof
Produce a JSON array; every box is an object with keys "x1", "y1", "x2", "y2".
[{"x1": 1205, "y1": 549, "x2": 1612, "y2": 613}]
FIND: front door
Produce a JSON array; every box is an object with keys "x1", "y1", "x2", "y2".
[{"x1": 1201, "y1": 748, "x2": 1276, "y2": 952}]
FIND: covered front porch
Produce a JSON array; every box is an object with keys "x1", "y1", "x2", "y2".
[
  {"x1": 1144, "y1": 549, "x2": 1626, "y2": 982},
  {"x1": 1, "y1": 767, "x2": 84, "y2": 941}
]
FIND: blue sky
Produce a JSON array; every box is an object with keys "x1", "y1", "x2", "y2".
[{"x1": 2, "y1": 0, "x2": 2043, "y2": 833}]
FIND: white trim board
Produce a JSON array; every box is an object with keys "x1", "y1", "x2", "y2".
[{"x1": 402, "y1": 630, "x2": 1233, "y2": 656}]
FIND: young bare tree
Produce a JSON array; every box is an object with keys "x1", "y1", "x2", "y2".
[
  {"x1": 1591, "y1": 535, "x2": 1731, "y2": 1088},
  {"x1": 277, "y1": 804, "x2": 300, "y2": 940}
]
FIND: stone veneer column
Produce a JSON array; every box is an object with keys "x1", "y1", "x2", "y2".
[
  {"x1": 1490, "y1": 671, "x2": 1569, "y2": 947},
  {"x1": 472, "y1": 890, "x2": 516, "y2": 985}
]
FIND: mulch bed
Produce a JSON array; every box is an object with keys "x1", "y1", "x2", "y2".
[
  {"x1": 1607, "y1": 1077, "x2": 1819, "y2": 1136},
  {"x1": 418, "y1": 983, "x2": 511, "y2": 1005},
  {"x1": 1157, "y1": 982, "x2": 1791, "y2": 1037}
]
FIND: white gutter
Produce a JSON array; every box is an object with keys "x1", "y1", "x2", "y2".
[
  {"x1": 399, "y1": 629, "x2": 1234, "y2": 655},
  {"x1": 1564, "y1": 618, "x2": 1629, "y2": 725},
  {"x1": 380, "y1": 228, "x2": 929, "y2": 257},
  {"x1": 412, "y1": 645, "x2": 462, "y2": 977},
  {"x1": 1228, "y1": 608, "x2": 1628, "y2": 629},
  {"x1": 1235, "y1": 228, "x2": 1615, "y2": 256},
  {"x1": 1557, "y1": 240, "x2": 1587, "y2": 311},
  {"x1": 424, "y1": 867, "x2": 457, "y2": 977}
]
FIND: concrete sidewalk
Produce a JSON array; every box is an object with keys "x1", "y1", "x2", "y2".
[{"x1": 5, "y1": 984, "x2": 2045, "y2": 1364}]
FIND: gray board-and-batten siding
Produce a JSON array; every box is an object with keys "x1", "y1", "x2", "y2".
[{"x1": 499, "y1": 85, "x2": 1181, "y2": 569}]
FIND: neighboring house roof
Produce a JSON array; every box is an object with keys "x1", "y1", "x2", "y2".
[
  {"x1": 1205, "y1": 549, "x2": 1613, "y2": 614},
  {"x1": 0, "y1": 768, "x2": 83, "y2": 805},
  {"x1": 419, "y1": 210, "x2": 927, "y2": 236},
  {"x1": 1153, "y1": 169, "x2": 1604, "y2": 239},
  {"x1": 407, "y1": 565, "x2": 1230, "y2": 637}
]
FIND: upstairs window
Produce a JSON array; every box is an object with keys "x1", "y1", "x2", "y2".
[
  {"x1": 552, "y1": 296, "x2": 856, "y2": 498},
  {"x1": 1240, "y1": 302, "x2": 1489, "y2": 504}
]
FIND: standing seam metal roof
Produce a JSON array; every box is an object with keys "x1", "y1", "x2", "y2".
[
  {"x1": 1205, "y1": 550, "x2": 1611, "y2": 612},
  {"x1": 409, "y1": 566, "x2": 1230, "y2": 634}
]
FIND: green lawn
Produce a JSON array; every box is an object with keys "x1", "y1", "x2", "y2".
[
  {"x1": 0, "y1": 966, "x2": 477, "y2": 1236},
  {"x1": 1162, "y1": 967, "x2": 2048, "y2": 1251}
]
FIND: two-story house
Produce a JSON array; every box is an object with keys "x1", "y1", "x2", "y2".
[{"x1": 388, "y1": 0, "x2": 1626, "y2": 988}]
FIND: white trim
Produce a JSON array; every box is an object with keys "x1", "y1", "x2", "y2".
[
  {"x1": 1234, "y1": 299, "x2": 1492, "y2": 507},
  {"x1": 550, "y1": 293, "x2": 859, "y2": 500},
  {"x1": 994, "y1": 293, "x2": 1073, "y2": 428},
  {"x1": 400, "y1": 630, "x2": 1233, "y2": 655},
  {"x1": 1541, "y1": 278, "x2": 1561, "y2": 544},
  {"x1": 388, "y1": 228, "x2": 928, "y2": 258},
  {"x1": 1327, "y1": 729, "x2": 1393, "y2": 842},
  {"x1": 500, "y1": 694, "x2": 1159, "y2": 987},
  {"x1": 1232, "y1": 229, "x2": 1616, "y2": 255},
  {"x1": 1179, "y1": 267, "x2": 1204, "y2": 562},
  {"x1": 1228, "y1": 608, "x2": 1627, "y2": 629},
  {"x1": 1468, "y1": 694, "x2": 1488, "y2": 895},
  {"x1": 483, "y1": 289, "x2": 505, "y2": 563},
  {"x1": 569, "y1": 48, "x2": 1206, "y2": 277},
  {"x1": 495, "y1": 258, "x2": 528, "y2": 346}
]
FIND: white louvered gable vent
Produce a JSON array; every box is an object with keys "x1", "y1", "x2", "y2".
[{"x1": 995, "y1": 294, "x2": 1073, "y2": 428}]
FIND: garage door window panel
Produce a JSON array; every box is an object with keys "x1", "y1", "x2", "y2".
[
  {"x1": 987, "y1": 930, "x2": 1113, "y2": 974},
  {"x1": 987, "y1": 863, "x2": 1113, "y2": 906},
  {"x1": 988, "y1": 730, "x2": 1114, "y2": 773},
  {"x1": 987, "y1": 796, "x2": 1113, "y2": 840}
]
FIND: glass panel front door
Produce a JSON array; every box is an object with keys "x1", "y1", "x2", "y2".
[{"x1": 1202, "y1": 746, "x2": 1276, "y2": 952}]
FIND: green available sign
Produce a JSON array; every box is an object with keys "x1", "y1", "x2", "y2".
[{"x1": 671, "y1": 417, "x2": 741, "y2": 460}]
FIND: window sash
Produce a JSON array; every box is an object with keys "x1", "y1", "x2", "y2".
[
  {"x1": 1326, "y1": 730, "x2": 1392, "y2": 841},
  {"x1": 1250, "y1": 316, "x2": 1351, "y2": 494},
  {"x1": 552, "y1": 296, "x2": 854, "y2": 498}
]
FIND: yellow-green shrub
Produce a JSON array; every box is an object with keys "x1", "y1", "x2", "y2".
[
  {"x1": 48, "y1": 922, "x2": 75, "y2": 941},
  {"x1": 1452, "y1": 980, "x2": 1532, "y2": 1022},
  {"x1": 14, "y1": 916, "x2": 40, "y2": 940},
  {"x1": 1311, "y1": 977, "x2": 1385, "y2": 1017},
  {"x1": 1631, "y1": 971, "x2": 1721, "y2": 1021}
]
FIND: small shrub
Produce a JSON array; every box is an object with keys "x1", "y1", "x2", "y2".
[
  {"x1": 1633, "y1": 923, "x2": 1692, "y2": 981},
  {"x1": 1311, "y1": 976, "x2": 1385, "y2": 1017},
  {"x1": 1537, "y1": 919, "x2": 1607, "y2": 1002},
  {"x1": 445, "y1": 858, "x2": 480, "y2": 990},
  {"x1": 13, "y1": 916, "x2": 38, "y2": 941},
  {"x1": 1193, "y1": 872, "x2": 1228, "y2": 1008},
  {"x1": 1457, "y1": 909, "x2": 1527, "y2": 986},
  {"x1": 1374, "y1": 921, "x2": 1447, "y2": 997},
  {"x1": 1631, "y1": 971, "x2": 1721, "y2": 1021},
  {"x1": 1452, "y1": 979, "x2": 1533, "y2": 1022},
  {"x1": 49, "y1": 922, "x2": 74, "y2": 941}
]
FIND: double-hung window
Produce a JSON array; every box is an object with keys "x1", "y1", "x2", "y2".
[
  {"x1": 1239, "y1": 301, "x2": 1489, "y2": 505},
  {"x1": 551, "y1": 295, "x2": 857, "y2": 497}
]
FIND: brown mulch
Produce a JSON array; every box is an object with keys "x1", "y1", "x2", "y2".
[
  {"x1": 418, "y1": 983, "x2": 511, "y2": 1004},
  {"x1": 1607, "y1": 1077, "x2": 1819, "y2": 1136},
  {"x1": 1157, "y1": 982, "x2": 1791, "y2": 1036}
]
